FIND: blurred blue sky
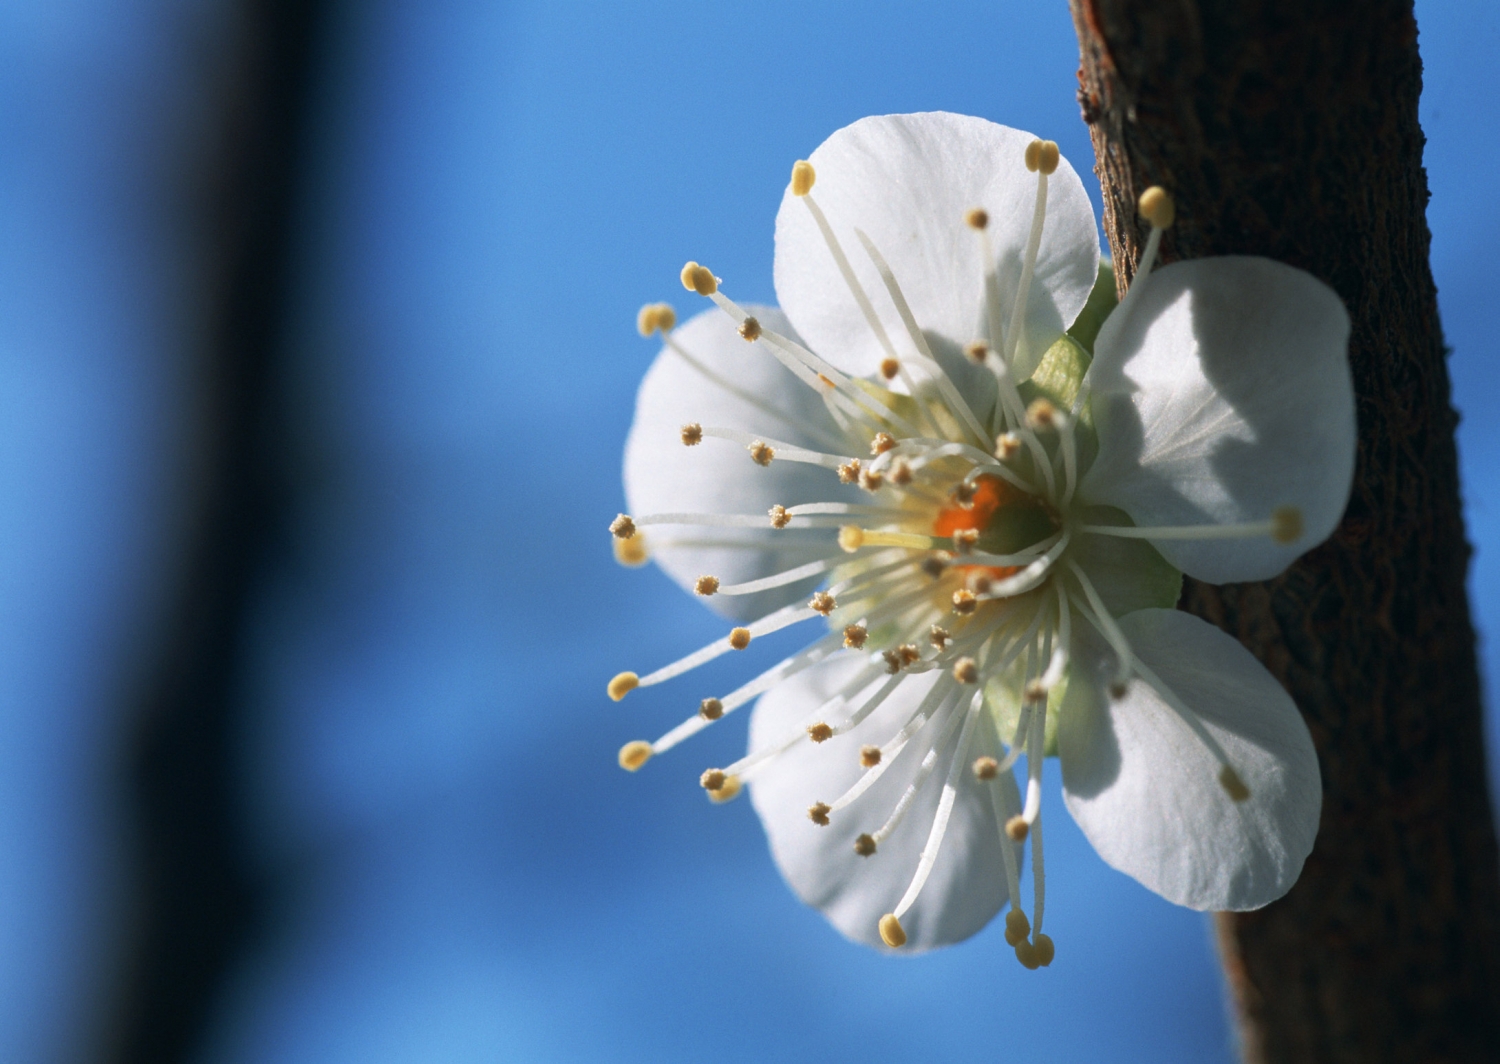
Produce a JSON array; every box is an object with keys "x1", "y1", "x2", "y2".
[{"x1": 1, "y1": 1, "x2": 1497, "y2": 1062}]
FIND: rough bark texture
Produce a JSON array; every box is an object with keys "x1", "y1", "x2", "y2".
[{"x1": 1069, "y1": 2, "x2": 1500, "y2": 1061}]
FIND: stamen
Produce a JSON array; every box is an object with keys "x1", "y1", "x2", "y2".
[
  {"x1": 860, "y1": 745, "x2": 882, "y2": 767},
  {"x1": 809, "y1": 591, "x2": 836, "y2": 615},
  {"x1": 636, "y1": 302, "x2": 676, "y2": 336},
  {"x1": 700, "y1": 769, "x2": 727, "y2": 792},
  {"x1": 699, "y1": 698, "x2": 724, "y2": 721},
  {"x1": 738, "y1": 317, "x2": 762, "y2": 341},
  {"x1": 952, "y1": 657, "x2": 979, "y2": 684},
  {"x1": 631, "y1": 601, "x2": 816, "y2": 691},
  {"x1": 829, "y1": 683, "x2": 959, "y2": 814},
  {"x1": 855, "y1": 834, "x2": 878, "y2": 856},
  {"x1": 613, "y1": 534, "x2": 649, "y2": 567},
  {"x1": 709, "y1": 775, "x2": 742, "y2": 803},
  {"x1": 716, "y1": 557, "x2": 838, "y2": 597},
  {"x1": 807, "y1": 722, "x2": 834, "y2": 743},
  {"x1": 680, "y1": 422, "x2": 703, "y2": 446},
  {"x1": 1005, "y1": 909, "x2": 1030, "y2": 947},
  {"x1": 695, "y1": 575, "x2": 720, "y2": 596},
  {"x1": 618, "y1": 741, "x2": 653, "y2": 771},
  {"x1": 609, "y1": 514, "x2": 636, "y2": 539},
  {"x1": 607, "y1": 672, "x2": 639, "y2": 701},
  {"x1": 870, "y1": 432, "x2": 897, "y2": 455},
  {"x1": 973, "y1": 756, "x2": 998, "y2": 780},
  {"x1": 748, "y1": 440, "x2": 775, "y2": 466},
  {"x1": 729, "y1": 627, "x2": 752, "y2": 650},
  {"x1": 680, "y1": 261, "x2": 719, "y2": 296},
  {"x1": 890, "y1": 459, "x2": 913, "y2": 485},
  {"x1": 790, "y1": 159, "x2": 816, "y2": 197},
  {"x1": 1138, "y1": 185, "x2": 1175, "y2": 230},
  {"x1": 952, "y1": 589, "x2": 978, "y2": 615},
  {"x1": 1077, "y1": 508, "x2": 1305, "y2": 544},
  {"x1": 769, "y1": 504, "x2": 790, "y2": 528},
  {"x1": 838, "y1": 459, "x2": 862, "y2": 483},
  {"x1": 995, "y1": 432, "x2": 1021, "y2": 460},
  {"x1": 844, "y1": 624, "x2": 868, "y2": 649},
  {"x1": 964, "y1": 340, "x2": 989, "y2": 364},
  {"x1": 880, "y1": 358, "x2": 900, "y2": 380},
  {"x1": 879, "y1": 914, "x2": 907, "y2": 948},
  {"x1": 808, "y1": 802, "x2": 831, "y2": 826},
  {"x1": 859, "y1": 468, "x2": 885, "y2": 492},
  {"x1": 928, "y1": 625, "x2": 951, "y2": 648},
  {"x1": 965, "y1": 208, "x2": 989, "y2": 230}
]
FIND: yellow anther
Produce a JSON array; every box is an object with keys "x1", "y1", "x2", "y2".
[
  {"x1": 729, "y1": 627, "x2": 752, "y2": 650},
  {"x1": 700, "y1": 768, "x2": 727, "y2": 792},
  {"x1": 860, "y1": 745, "x2": 882, "y2": 768},
  {"x1": 838, "y1": 525, "x2": 865, "y2": 552},
  {"x1": 882, "y1": 648, "x2": 904, "y2": 675},
  {"x1": 952, "y1": 528, "x2": 979, "y2": 555},
  {"x1": 768, "y1": 504, "x2": 791, "y2": 529},
  {"x1": 973, "y1": 756, "x2": 999, "y2": 780},
  {"x1": 1006, "y1": 815, "x2": 1030, "y2": 842},
  {"x1": 1034, "y1": 933, "x2": 1055, "y2": 966},
  {"x1": 1024, "y1": 679, "x2": 1048, "y2": 703},
  {"x1": 843, "y1": 623, "x2": 868, "y2": 649},
  {"x1": 890, "y1": 460, "x2": 913, "y2": 486},
  {"x1": 837, "y1": 459, "x2": 862, "y2": 484},
  {"x1": 1015, "y1": 939, "x2": 1042, "y2": 970},
  {"x1": 680, "y1": 422, "x2": 703, "y2": 446},
  {"x1": 809, "y1": 591, "x2": 836, "y2": 616},
  {"x1": 699, "y1": 697, "x2": 724, "y2": 721},
  {"x1": 924, "y1": 627, "x2": 948, "y2": 651},
  {"x1": 1138, "y1": 185, "x2": 1176, "y2": 229},
  {"x1": 854, "y1": 833, "x2": 878, "y2": 856},
  {"x1": 859, "y1": 468, "x2": 884, "y2": 492},
  {"x1": 1004, "y1": 909, "x2": 1031, "y2": 947},
  {"x1": 808, "y1": 801, "x2": 832, "y2": 826},
  {"x1": 952, "y1": 589, "x2": 978, "y2": 615},
  {"x1": 1026, "y1": 397, "x2": 1060, "y2": 431},
  {"x1": 1271, "y1": 505, "x2": 1304, "y2": 544},
  {"x1": 1220, "y1": 766, "x2": 1252, "y2": 802},
  {"x1": 618, "y1": 740, "x2": 653, "y2": 771},
  {"x1": 807, "y1": 722, "x2": 834, "y2": 743},
  {"x1": 995, "y1": 432, "x2": 1022, "y2": 461},
  {"x1": 899, "y1": 644, "x2": 921, "y2": 666},
  {"x1": 879, "y1": 357, "x2": 900, "y2": 380},
  {"x1": 964, "y1": 340, "x2": 990, "y2": 363},
  {"x1": 870, "y1": 432, "x2": 897, "y2": 455},
  {"x1": 609, "y1": 514, "x2": 637, "y2": 539},
  {"x1": 607, "y1": 672, "x2": 639, "y2": 701},
  {"x1": 613, "y1": 533, "x2": 649, "y2": 567},
  {"x1": 679, "y1": 261, "x2": 719, "y2": 296},
  {"x1": 748, "y1": 440, "x2": 775, "y2": 466},
  {"x1": 1109, "y1": 680, "x2": 1130, "y2": 700},
  {"x1": 695, "y1": 575, "x2": 720, "y2": 596},
  {"x1": 952, "y1": 657, "x2": 979, "y2": 684},
  {"x1": 879, "y1": 914, "x2": 907, "y2": 948},
  {"x1": 790, "y1": 159, "x2": 816, "y2": 197},
  {"x1": 965, "y1": 207, "x2": 989, "y2": 230},
  {"x1": 738, "y1": 316, "x2": 762, "y2": 341},
  {"x1": 921, "y1": 554, "x2": 951, "y2": 579},
  {"x1": 708, "y1": 775, "x2": 741, "y2": 803},
  {"x1": 1037, "y1": 140, "x2": 1060, "y2": 175},
  {"x1": 636, "y1": 304, "x2": 659, "y2": 337},
  {"x1": 1024, "y1": 139, "x2": 1043, "y2": 172},
  {"x1": 654, "y1": 303, "x2": 676, "y2": 332}
]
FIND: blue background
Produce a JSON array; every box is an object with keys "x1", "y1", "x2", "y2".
[{"x1": 0, "y1": 1, "x2": 1496, "y2": 1061}]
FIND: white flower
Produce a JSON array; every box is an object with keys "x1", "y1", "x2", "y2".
[{"x1": 608, "y1": 113, "x2": 1354, "y2": 964}]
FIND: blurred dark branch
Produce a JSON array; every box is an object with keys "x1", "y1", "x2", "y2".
[
  {"x1": 107, "y1": 1, "x2": 331, "y2": 1060},
  {"x1": 1069, "y1": 1, "x2": 1500, "y2": 1060}
]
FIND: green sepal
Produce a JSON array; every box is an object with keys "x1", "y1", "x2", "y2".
[
  {"x1": 1066, "y1": 260, "x2": 1118, "y2": 355},
  {"x1": 984, "y1": 666, "x2": 1062, "y2": 759},
  {"x1": 1068, "y1": 504, "x2": 1182, "y2": 614}
]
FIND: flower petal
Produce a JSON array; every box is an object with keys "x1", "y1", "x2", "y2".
[
  {"x1": 1081, "y1": 257, "x2": 1355, "y2": 583},
  {"x1": 1058, "y1": 608, "x2": 1322, "y2": 911},
  {"x1": 747, "y1": 656, "x2": 1018, "y2": 951},
  {"x1": 623, "y1": 306, "x2": 859, "y2": 620},
  {"x1": 773, "y1": 112, "x2": 1099, "y2": 385}
]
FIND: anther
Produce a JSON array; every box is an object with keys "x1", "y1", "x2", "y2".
[
  {"x1": 870, "y1": 432, "x2": 897, "y2": 455},
  {"x1": 1271, "y1": 505, "x2": 1304, "y2": 544},
  {"x1": 679, "y1": 261, "x2": 719, "y2": 296},
  {"x1": 1219, "y1": 766, "x2": 1252, "y2": 803},
  {"x1": 964, "y1": 340, "x2": 989, "y2": 363},
  {"x1": 859, "y1": 469, "x2": 884, "y2": 492},
  {"x1": 838, "y1": 526, "x2": 865, "y2": 553},
  {"x1": 837, "y1": 459, "x2": 862, "y2": 484},
  {"x1": 1138, "y1": 185, "x2": 1176, "y2": 229},
  {"x1": 1108, "y1": 680, "x2": 1129, "y2": 700},
  {"x1": 952, "y1": 589, "x2": 978, "y2": 615},
  {"x1": 680, "y1": 422, "x2": 703, "y2": 446},
  {"x1": 695, "y1": 575, "x2": 720, "y2": 596},
  {"x1": 700, "y1": 768, "x2": 727, "y2": 792},
  {"x1": 618, "y1": 740, "x2": 653, "y2": 771},
  {"x1": 809, "y1": 591, "x2": 836, "y2": 615},
  {"x1": 709, "y1": 775, "x2": 742, "y2": 803},
  {"x1": 898, "y1": 644, "x2": 921, "y2": 666},
  {"x1": 808, "y1": 802, "x2": 832, "y2": 826},
  {"x1": 952, "y1": 528, "x2": 979, "y2": 554},
  {"x1": 1024, "y1": 140, "x2": 1043, "y2": 173},
  {"x1": 928, "y1": 625, "x2": 951, "y2": 648},
  {"x1": 699, "y1": 697, "x2": 724, "y2": 721},
  {"x1": 610, "y1": 514, "x2": 637, "y2": 539},
  {"x1": 1006, "y1": 815, "x2": 1030, "y2": 842},
  {"x1": 952, "y1": 481, "x2": 977, "y2": 507},
  {"x1": 854, "y1": 834, "x2": 878, "y2": 857},
  {"x1": 921, "y1": 554, "x2": 951, "y2": 579},
  {"x1": 890, "y1": 460, "x2": 913, "y2": 485},
  {"x1": 1024, "y1": 679, "x2": 1047, "y2": 703},
  {"x1": 768, "y1": 504, "x2": 791, "y2": 529},
  {"x1": 879, "y1": 357, "x2": 900, "y2": 380},
  {"x1": 1026, "y1": 397, "x2": 1060, "y2": 431},
  {"x1": 1015, "y1": 940, "x2": 1042, "y2": 970},
  {"x1": 973, "y1": 756, "x2": 999, "y2": 780},
  {"x1": 1004, "y1": 909, "x2": 1031, "y2": 947},
  {"x1": 1034, "y1": 933, "x2": 1056, "y2": 967},
  {"x1": 860, "y1": 745, "x2": 882, "y2": 767},
  {"x1": 790, "y1": 159, "x2": 816, "y2": 197},
  {"x1": 952, "y1": 657, "x2": 979, "y2": 684},
  {"x1": 729, "y1": 627, "x2": 752, "y2": 650},
  {"x1": 613, "y1": 534, "x2": 649, "y2": 567},
  {"x1": 608, "y1": 672, "x2": 640, "y2": 701},
  {"x1": 1036, "y1": 140, "x2": 1060, "y2": 175},
  {"x1": 843, "y1": 624, "x2": 868, "y2": 649},
  {"x1": 879, "y1": 914, "x2": 907, "y2": 948},
  {"x1": 807, "y1": 722, "x2": 834, "y2": 743},
  {"x1": 738, "y1": 316, "x2": 762, "y2": 342},
  {"x1": 883, "y1": 649, "x2": 904, "y2": 674},
  {"x1": 995, "y1": 432, "x2": 1022, "y2": 460},
  {"x1": 748, "y1": 440, "x2": 775, "y2": 466},
  {"x1": 967, "y1": 572, "x2": 993, "y2": 596},
  {"x1": 637, "y1": 303, "x2": 672, "y2": 337},
  {"x1": 965, "y1": 207, "x2": 989, "y2": 230}
]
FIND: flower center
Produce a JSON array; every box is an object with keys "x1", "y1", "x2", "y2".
[{"x1": 933, "y1": 474, "x2": 1060, "y2": 566}]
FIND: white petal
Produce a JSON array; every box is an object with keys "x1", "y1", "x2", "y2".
[
  {"x1": 1058, "y1": 608, "x2": 1322, "y2": 911},
  {"x1": 747, "y1": 657, "x2": 1017, "y2": 952},
  {"x1": 1081, "y1": 257, "x2": 1355, "y2": 583},
  {"x1": 623, "y1": 306, "x2": 859, "y2": 620},
  {"x1": 773, "y1": 112, "x2": 1099, "y2": 384}
]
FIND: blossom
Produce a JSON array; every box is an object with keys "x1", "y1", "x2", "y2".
[{"x1": 607, "y1": 112, "x2": 1354, "y2": 963}]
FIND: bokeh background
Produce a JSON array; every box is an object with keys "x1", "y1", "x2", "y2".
[{"x1": 2, "y1": 1, "x2": 1497, "y2": 1061}]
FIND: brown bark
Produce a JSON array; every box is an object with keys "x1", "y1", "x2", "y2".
[{"x1": 1068, "y1": 2, "x2": 1500, "y2": 1061}]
